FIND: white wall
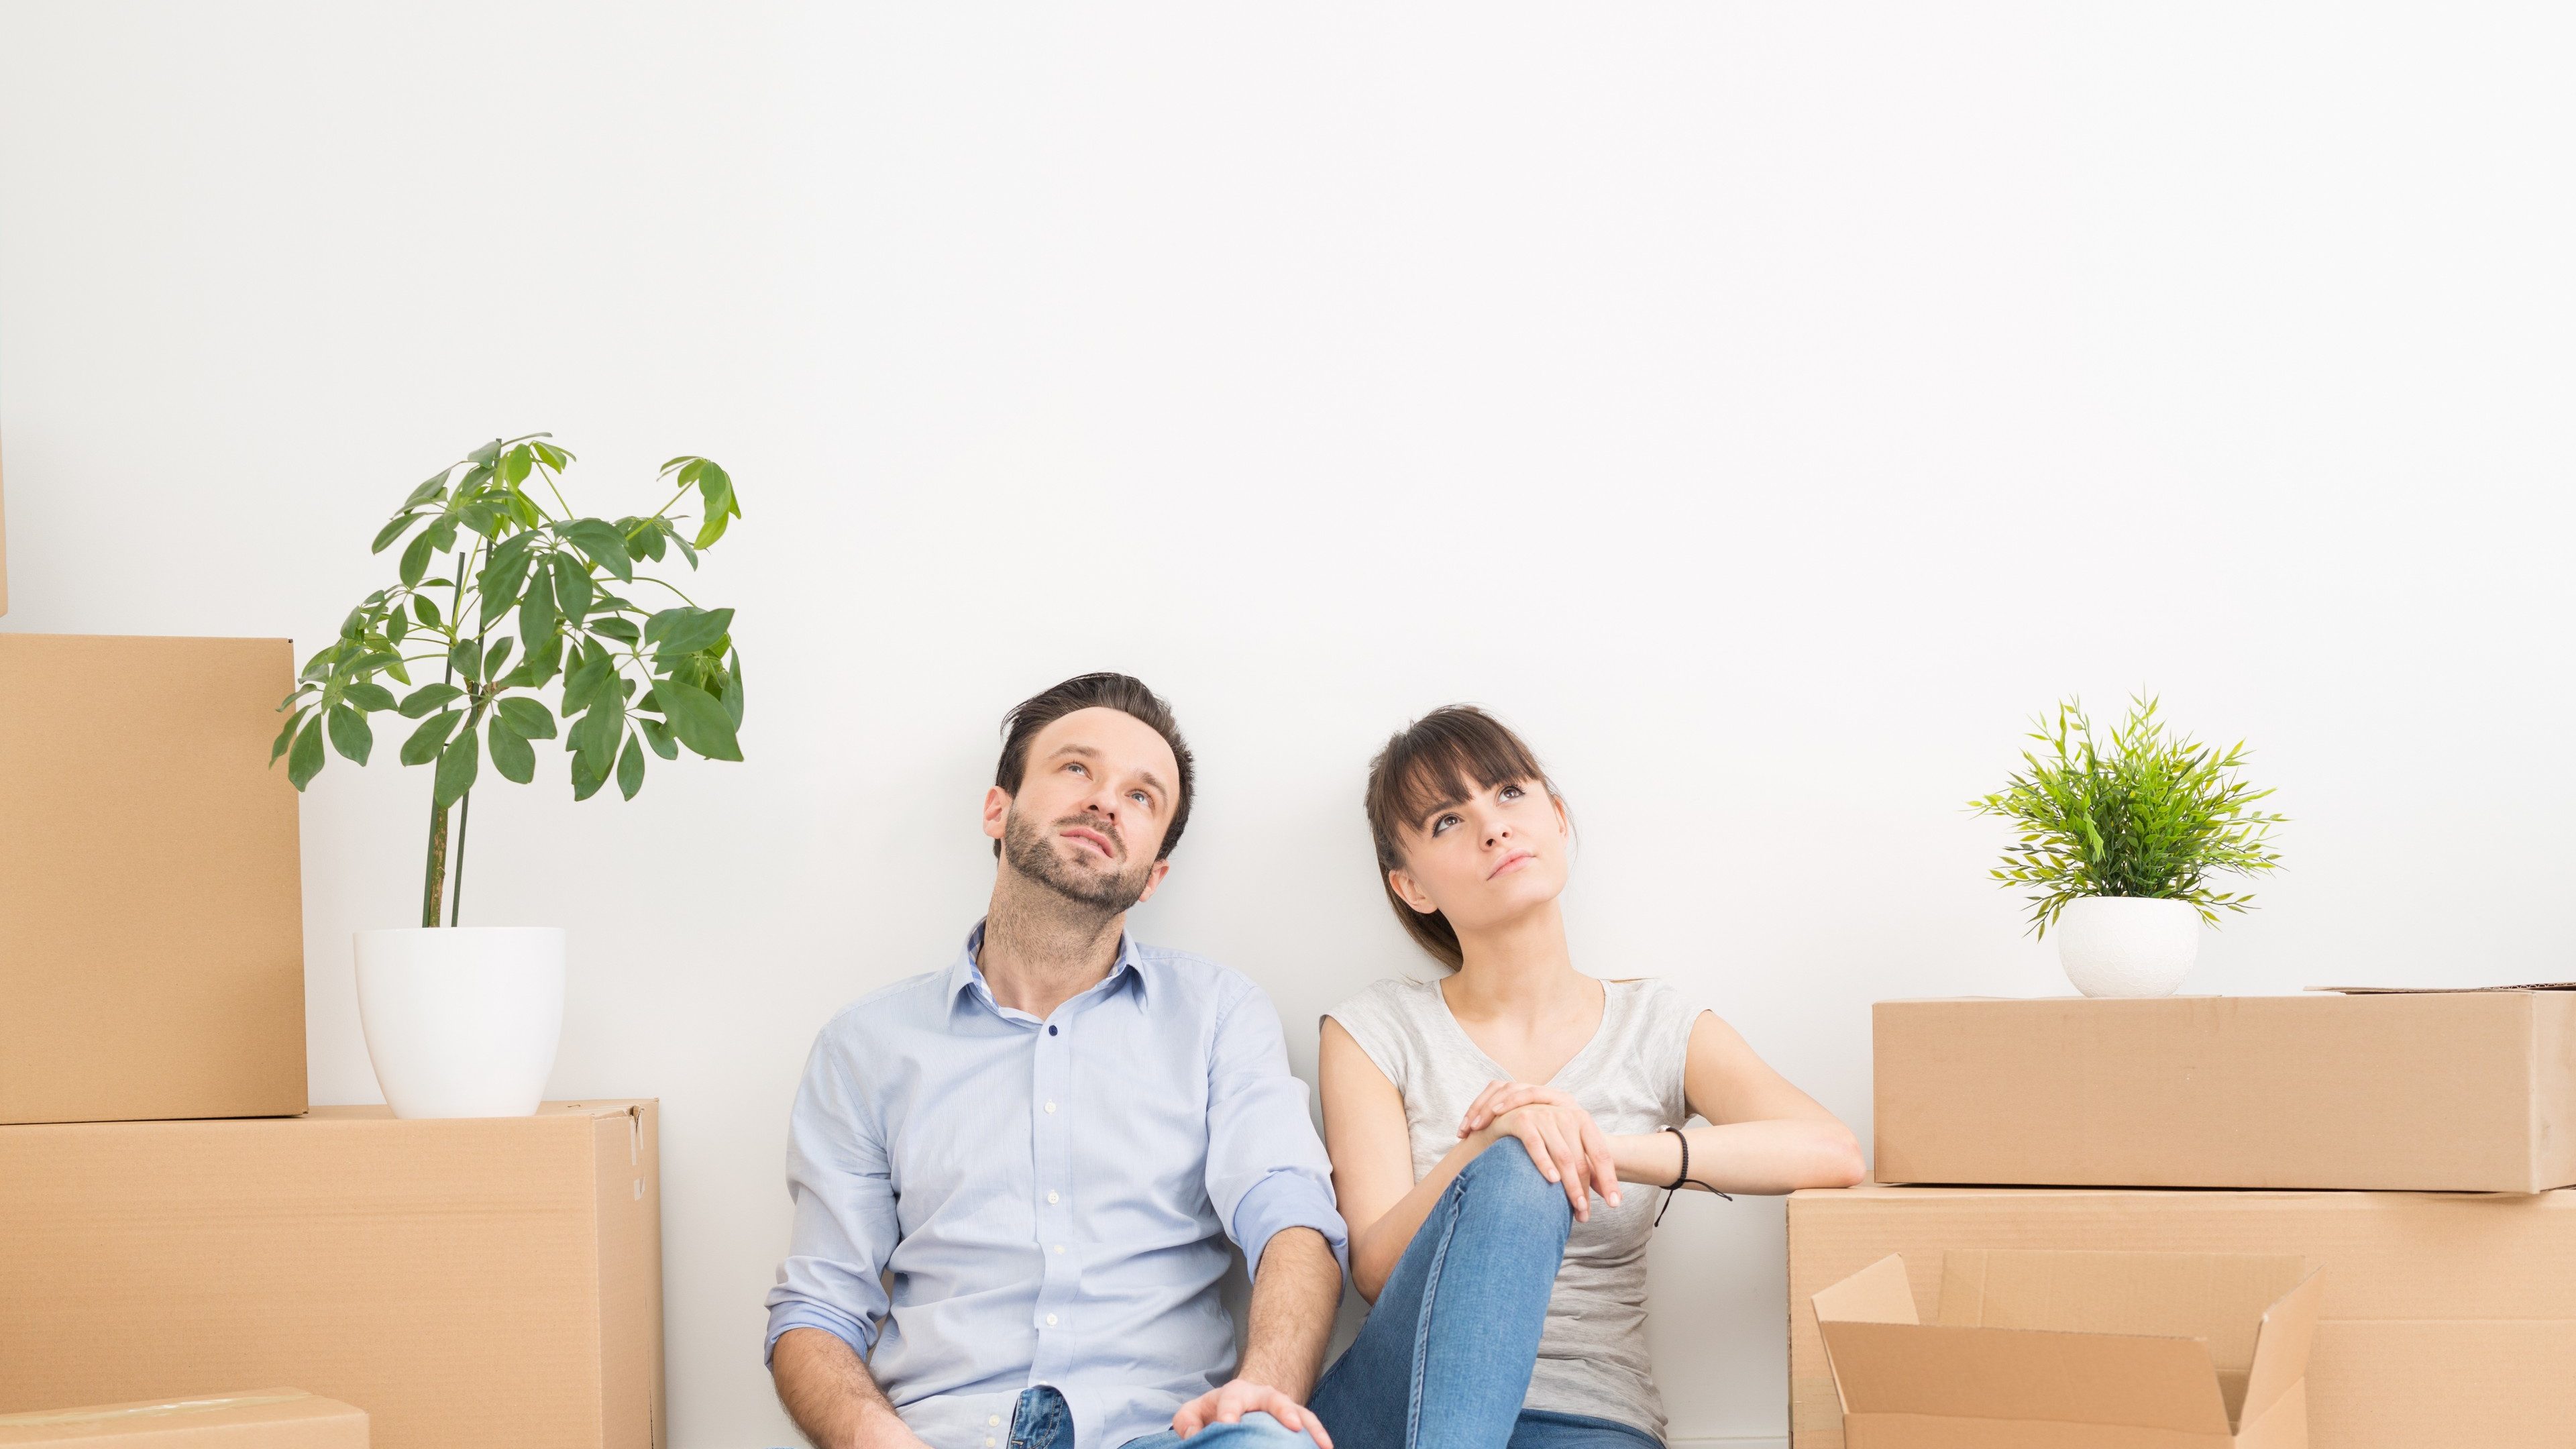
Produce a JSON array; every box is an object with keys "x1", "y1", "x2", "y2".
[{"x1": 5, "y1": 5, "x2": 2573, "y2": 1445}]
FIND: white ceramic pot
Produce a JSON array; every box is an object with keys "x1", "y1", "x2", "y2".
[
  {"x1": 353, "y1": 926, "x2": 566, "y2": 1118},
  {"x1": 2055, "y1": 896, "x2": 2201, "y2": 998}
]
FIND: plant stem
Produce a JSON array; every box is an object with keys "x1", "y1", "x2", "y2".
[
  {"x1": 419, "y1": 549, "x2": 469, "y2": 927},
  {"x1": 449, "y1": 784, "x2": 472, "y2": 926}
]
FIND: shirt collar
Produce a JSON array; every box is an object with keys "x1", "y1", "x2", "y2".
[{"x1": 945, "y1": 919, "x2": 1148, "y2": 1022}]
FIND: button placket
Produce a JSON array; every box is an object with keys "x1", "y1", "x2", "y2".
[{"x1": 1030, "y1": 1004, "x2": 1075, "y2": 1352}]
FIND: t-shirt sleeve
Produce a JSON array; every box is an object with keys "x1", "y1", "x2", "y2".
[
  {"x1": 1642, "y1": 979, "x2": 1707, "y2": 1126},
  {"x1": 1322, "y1": 981, "x2": 1414, "y2": 1097}
]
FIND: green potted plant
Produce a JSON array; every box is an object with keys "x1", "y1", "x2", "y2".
[
  {"x1": 1968, "y1": 696, "x2": 2285, "y2": 997},
  {"x1": 274, "y1": 434, "x2": 747, "y2": 1116}
]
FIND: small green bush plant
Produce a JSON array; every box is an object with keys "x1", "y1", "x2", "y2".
[
  {"x1": 1969, "y1": 695, "x2": 2285, "y2": 936},
  {"x1": 272, "y1": 433, "x2": 749, "y2": 926}
]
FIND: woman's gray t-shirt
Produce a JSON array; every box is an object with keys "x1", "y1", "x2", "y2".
[{"x1": 1324, "y1": 975, "x2": 1701, "y2": 1440}]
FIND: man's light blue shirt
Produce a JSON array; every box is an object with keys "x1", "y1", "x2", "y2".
[{"x1": 766, "y1": 924, "x2": 1349, "y2": 1449}]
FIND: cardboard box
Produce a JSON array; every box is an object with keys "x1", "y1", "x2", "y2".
[
  {"x1": 1813, "y1": 1250, "x2": 2320, "y2": 1448},
  {"x1": 0, "y1": 1390, "x2": 366, "y2": 1447},
  {"x1": 0, "y1": 633, "x2": 305, "y2": 1124},
  {"x1": 1873, "y1": 993, "x2": 2576, "y2": 1193},
  {"x1": 1788, "y1": 1184, "x2": 2576, "y2": 1449},
  {"x1": 0, "y1": 1102, "x2": 663, "y2": 1449}
]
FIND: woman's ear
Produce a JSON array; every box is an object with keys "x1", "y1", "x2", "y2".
[{"x1": 1387, "y1": 866, "x2": 1440, "y2": 915}]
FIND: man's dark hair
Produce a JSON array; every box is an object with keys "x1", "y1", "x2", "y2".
[{"x1": 994, "y1": 673, "x2": 1196, "y2": 861}]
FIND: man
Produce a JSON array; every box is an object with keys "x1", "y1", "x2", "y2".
[{"x1": 768, "y1": 674, "x2": 1347, "y2": 1449}]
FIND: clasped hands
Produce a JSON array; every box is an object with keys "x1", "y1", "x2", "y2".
[{"x1": 1457, "y1": 1079, "x2": 1623, "y2": 1222}]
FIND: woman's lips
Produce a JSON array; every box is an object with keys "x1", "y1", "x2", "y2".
[{"x1": 1487, "y1": 849, "x2": 1535, "y2": 879}]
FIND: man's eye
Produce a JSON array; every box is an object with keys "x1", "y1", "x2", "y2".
[
  {"x1": 1066, "y1": 762, "x2": 1087, "y2": 775},
  {"x1": 1129, "y1": 790, "x2": 1152, "y2": 809}
]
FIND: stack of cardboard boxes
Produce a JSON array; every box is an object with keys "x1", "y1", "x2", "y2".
[
  {"x1": 1792, "y1": 991, "x2": 2576, "y2": 1448},
  {"x1": 0, "y1": 492, "x2": 668, "y2": 1448}
]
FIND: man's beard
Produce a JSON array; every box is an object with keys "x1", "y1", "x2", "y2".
[{"x1": 1002, "y1": 807, "x2": 1155, "y2": 914}]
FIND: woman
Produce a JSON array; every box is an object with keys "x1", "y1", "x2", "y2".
[{"x1": 1305, "y1": 706, "x2": 1865, "y2": 1449}]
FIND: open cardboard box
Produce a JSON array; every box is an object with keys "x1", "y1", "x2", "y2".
[
  {"x1": 1813, "y1": 1249, "x2": 2322, "y2": 1449},
  {"x1": 0, "y1": 1390, "x2": 366, "y2": 1448}
]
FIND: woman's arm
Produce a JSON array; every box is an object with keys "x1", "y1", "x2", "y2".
[
  {"x1": 1320, "y1": 1018, "x2": 1614, "y2": 1304},
  {"x1": 1615, "y1": 1010, "x2": 1864, "y2": 1193}
]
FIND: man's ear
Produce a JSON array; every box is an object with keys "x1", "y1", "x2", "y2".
[
  {"x1": 1387, "y1": 867, "x2": 1439, "y2": 915},
  {"x1": 1133, "y1": 856, "x2": 1173, "y2": 906},
  {"x1": 983, "y1": 785, "x2": 1012, "y2": 845}
]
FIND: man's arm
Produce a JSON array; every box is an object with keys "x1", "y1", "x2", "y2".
[
  {"x1": 1171, "y1": 1228, "x2": 1341, "y2": 1445},
  {"x1": 774, "y1": 1327, "x2": 934, "y2": 1449}
]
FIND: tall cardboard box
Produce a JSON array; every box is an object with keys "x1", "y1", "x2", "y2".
[
  {"x1": 0, "y1": 1390, "x2": 368, "y2": 1448},
  {"x1": 1788, "y1": 1184, "x2": 2576, "y2": 1449},
  {"x1": 0, "y1": 632, "x2": 306, "y2": 1124},
  {"x1": 1812, "y1": 1250, "x2": 2321, "y2": 1448},
  {"x1": 0, "y1": 1102, "x2": 663, "y2": 1449},
  {"x1": 1874, "y1": 994, "x2": 2576, "y2": 1193}
]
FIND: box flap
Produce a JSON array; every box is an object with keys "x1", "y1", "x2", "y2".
[
  {"x1": 1816, "y1": 1320, "x2": 2234, "y2": 1434},
  {"x1": 1813, "y1": 1253, "x2": 1919, "y2": 1326},
  {"x1": 1936, "y1": 1250, "x2": 2308, "y2": 1374},
  {"x1": 0, "y1": 1391, "x2": 317, "y2": 1428},
  {"x1": 2235, "y1": 1267, "x2": 2324, "y2": 1429}
]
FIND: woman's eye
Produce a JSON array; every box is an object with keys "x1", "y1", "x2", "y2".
[
  {"x1": 1431, "y1": 813, "x2": 1460, "y2": 836},
  {"x1": 1499, "y1": 784, "x2": 1524, "y2": 802}
]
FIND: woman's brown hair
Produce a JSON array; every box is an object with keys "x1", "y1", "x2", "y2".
[{"x1": 1363, "y1": 705, "x2": 1565, "y2": 970}]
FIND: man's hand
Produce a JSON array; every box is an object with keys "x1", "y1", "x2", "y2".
[{"x1": 1172, "y1": 1379, "x2": 1334, "y2": 1449}]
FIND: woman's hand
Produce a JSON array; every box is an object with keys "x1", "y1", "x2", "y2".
[{"x1": 1458, "y1": 1080, "x2": 1623, "y2": 1221}]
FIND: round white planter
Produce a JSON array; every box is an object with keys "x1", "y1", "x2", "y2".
[
  {"x1": 354, "y1": 926, "x2": 566, "y2": 1118},
  {"x1": 2055, "y1": 896, "x2": 2201, "y2": 998}
]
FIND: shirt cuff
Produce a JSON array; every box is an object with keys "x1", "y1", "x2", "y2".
[
  {"x1": 1231, "y1": 1171, "x2": 1350, "y2": 1280},
  {"x1": 765, "y1": 1299, "x2": 877, "y2": 1367}
]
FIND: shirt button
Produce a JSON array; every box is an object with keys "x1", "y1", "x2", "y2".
[
  {"x1": 1048, "y1": 1024, "x2": 1059, "y2": 1036},
  {"x1": 1053, "y1": 1244, "x2": 1065, "y2": 1254},
  {"x1": 1044, "y1": 1101, "x2": 1058, "y2": 1114},
  {"x1": 989, "y1": 1417, "x2": 1001, "y2": 1428},
  {"x1": 1046, "y1": 1313, "x2": 1059, "y2": 1326},
  {"x1": 1047, "y1": 1190, "x2": 1060, "y2": 1204}
]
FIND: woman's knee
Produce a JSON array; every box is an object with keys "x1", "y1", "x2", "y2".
[{"x1": 1459, "y1": 1136, "x2": 1576, "y2": 1234}]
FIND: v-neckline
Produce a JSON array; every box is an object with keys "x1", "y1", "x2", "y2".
[{"x1": 1432, "y1": 975, "x2": 1614, "y2": 1089}]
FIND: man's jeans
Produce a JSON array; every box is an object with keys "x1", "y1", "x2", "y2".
[{"x1": 1002, "y1": 1141, "x2": 1659, "y2": 1449}]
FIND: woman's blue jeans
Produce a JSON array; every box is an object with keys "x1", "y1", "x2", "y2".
[{"x1": 1307, "y1": 1138, "x2": 1660, "y2": 1449}]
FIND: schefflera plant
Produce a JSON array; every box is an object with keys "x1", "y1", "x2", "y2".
[{"x1": 274, "y1": 433, "x2": 747, "y2": 926}]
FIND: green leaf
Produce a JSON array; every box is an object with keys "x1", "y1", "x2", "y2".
[
  {"x1": 644, "y1": 606, "x2": 733, "y2": 656},
  {"x1": 344, "y1": 682, "x2": 398, "y2": 713},
  {"x1": 399, "y1": 530, "x2": 435, "y2": 588},
  {"x1": 570, "y1": 748, "x2": 609, "y2": 802},
  {"x1": 616, "y1": 732, "x2": 646, "y2": 799},
  {"x1": 432, "y1": 728, "x2": 479, "y2": 810},
  {"x1": 559, "y1": 519, "x2": 633, "y2": 581},
  {"x1": 721, "y1": 651, "x2": 745, "y2": 729},
  {"x1": 653, "y1": 678, "x2": 743, "y2": 761},
  {"x1": 502, "y1": 445, "x2": 533, "y2": 486},
  {"x1": 638, "y1": 716, "x2": 678, "y2": 760},
  {"x1": 325, "y1": 704, "x2": 375, "y2": 765},
  {"x1": 372, "y1": 512, "x2": 423, "y2": 554},
  {"x1": 531, "y1": 440, "x2": 573, "y2": 470},
  {"x1": 571, "y1": 690, "x2": 625, "y2": 775},
  {"x1": 519, "y1": 560, "x2": 557, "y2": 641},
  {"x1": 398, "y1": 682, "x2": 465, "y2": 718},
  {"x1": 488, "y1": 717, "x2": 536, "y2": 784},
  {"x1": 287, "y1": 713, "x2": 327, "y2": 790},
  {"x1": 478, "y1": 538, "x2": 538, "y2": 629},
  {"x1": 425, "y1": 516, "x2": 458, "y2": 553},
  {"x1": 449, "y1": 637, "x2": 482, "y2": 682},
  {"x1": 468, "y1": 438, "x2": 502, "y2": 467},
  {"x1": 484, "y1": 637, "x2": 515, "y2": 680},
  {"x1": 592, "y1": 616, "x2": 641, "y2": 646},
  {"x1": 385, "y1": 610, "x2": 409, "y2": 646},
  {"x1": 414, "y1": 594, "x2": 443, "y2": 628},
  {"x1": 399, "y1": 710, "x2": 464, "y2": 765},
  {"x1": 495, "y1": 696, "x2": 558, "y2": 740},
  {"x1": 402, "y1": 470, "x2": 451, "y2": 508},
  {"x1": 270, "y1": 704, "x2": 311, "y2": 763},
  {"x1": 560, "y1": 646, "x2": 612, "y2": 717},
  {"x1": 549, "y1": 552, "x2": 592, "y2": 621}
]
